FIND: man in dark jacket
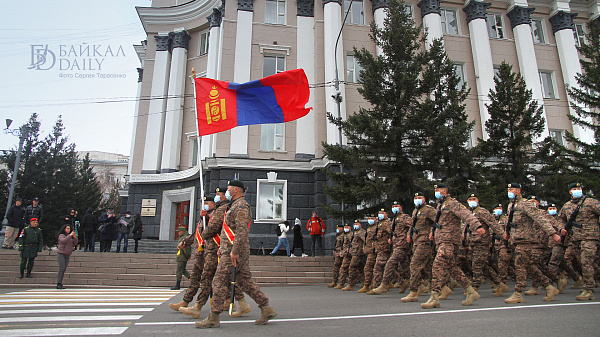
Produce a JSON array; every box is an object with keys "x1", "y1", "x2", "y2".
[
  {"x1": 99, "y1": 209, "x2": 118, "y2": 252},
  {"x1": 81, "y1": 208, "x2": 98, "y2": 252},
  {"x1": 18, "y1": 217, "x2": 43, "y2": 278},
  {"x1": 3, "y1": 198, "x2": 25, "y2": 249},
  {"x1": 25, "y1": 198, "x2": 43, "y2": 223}
]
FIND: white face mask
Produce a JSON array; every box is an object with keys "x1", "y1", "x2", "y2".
[
  {"x1": 548, "y1": 209, "x2": 557, "y2": 216},
  {"x1": 344, "y1": 228, "x2": 350, "y2": 233},
  {"x1": 378, "y1": 214, "x2": 385, "y2": 220},
  {"x1": 493, "y1": 209, "x2": 502, "y2": 216},
  {"x1": 203, "y1": 205, "x2": 210, "y2": 211},
  {"x1": 353, "y1": 225, "x2": 360, "y2": 230},
  {"x1": 414, "y1": 199, "x2": 423, "y2": 207},
  {"x1": 126, "y1": 215, "x2": 131, "y2": 218},
  {"x1": 392, "y1": 207, "x2": 400, "y2": 214},
  {"x1": 225, "y1": 189, "x2": 234, "y2": 201},
  {"x1": 468, "y1": 201, "x2": 478, "y2": 209},
  {"x1": 214, "y1": 195, "x2": 221, "y2": 203}
]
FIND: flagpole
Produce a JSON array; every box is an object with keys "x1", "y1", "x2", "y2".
[{"x1": 191, "y1": 67, "x2": 206, "y2": 234}]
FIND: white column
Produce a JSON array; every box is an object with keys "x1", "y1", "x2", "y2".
[
  {"x1": 128, "y1": 68, "x2": 144, "y2": 176},
  {"x1": 161, "y1": 30, "x2": 191, "y2": 173},
  {"x1": 507, "y1": 2, "x2": 550, "y2": 139},
  {"x1": 296, "y1": 0, "x2": 316, "y2": 159},
  {"x1": 463, "y1": 1, "x2": 494, "y2": 140},
  {"x1": 418, "y1": 0, "x2": 443, "y2": 48},
  {"x1": 372, "y1": 0, "x2": 389, "y2": 56},
  {"x1": 229, "y1": 3, "x2": 254, "y2": 157},
  {"x1": 324, "y1": 0, "x2": 347, "y2": 145},
  {"x1": 141, "y1": 34, "x2": 171, "y2": 174}
]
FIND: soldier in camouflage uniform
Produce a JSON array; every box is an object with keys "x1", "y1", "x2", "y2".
[
  {"x1": 367, "y1": 209, "x2": 393, "y2": 295},
  {"x1": 546, "y1": 203, "x2": 579, "y2": 293},
  {"x1": 524, "y1": 196, "x2": 556, "y2": 296},
  {"x1": 336, "y1": 224, "x2": 353, "y2": 289},
  {"x1": 558, "y1": 182, "x2": 600, "y2": 300},
  {"x1": 373, "y1": 202, "x2": 411, "y2": 294},
  {"x1": 196, "y1": 180, "x2": 276, "y2": 328},
  {"x1": 358, "y1": 215, "x2": 378, "y2": 293},
  {"x1": 328, "y1": 224, "x2": 345, "y2": 288},
  {"x1": 503, "y1": 183, "x2": 562, "y2": 304},
  {"x1": 17, "y1": 217, "x2": 43, "y2": 278},
  {"x1": 491, "y1": 204, "x2": 513, "y2": 285},
  {"x1": 402, "y1": 193, "x2": 436, "y2": 302},
  {"x1": 466, "y1": 194, "x2": 508, "y2": 296},
  {"x1": 422, "y1": 183, "x2": 484, "y2": 309},
  {"x1": 343, "y1": 220, "x2": 366, "y2": 291}
]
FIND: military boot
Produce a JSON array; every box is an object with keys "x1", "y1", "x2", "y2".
[
  {"x1": 392, "y1": 282, "x2": 402, "y2": 288},
  {"x1": 222, "y1": 299, "x2": 236, "y2": 312},
  {"x1": 543, "y1": 284, "x2": 559, "y2": 302},
  {"x1": 505, "y1": 291, "x2": 524, "y2": 304},
  {"x1": 401, "y1": 291, "x2": 419, "y2": 302},
  {"x1": 557, "y1": 277, "x2": 568, "y2": 293},
  {"x1": 524, "y1": 286, "x2": 539, "y2": 296},
  {"x1": 576, "y1": 290, "x2": 596, "y2": 301},
  {"x1": 494, "y1": 282, "x2": 509, "y2": 297},
  {"x1": 327, "y1": 281, "x2": 337, "y2": 288},
  {"x1": 416, "y1": 283, "x2": 428, "y2": 296},
  {"x1": 195, "y1": 312, "x2": 220, "y2": 329},
  {"x1": 341, "y1": 284, "x2": 354, "y2": 291},
  {"x1": 491, "y1": 282, "x2": 498, "y2": 291},
  {"x1": 462, "y1": 286, "x2": 480, "y2": 306},
  {"x1": 230, "y1": 298, "x2": 251, "y2": 318},
  {"x1": 448, "y1": 278, "x2": 460, "y2": 289},
  {"x1": 439, "y1": 285, "x2": 452, "y2": 300},
  {"x1": 19, "y1": 270, "x2": 24, "y2": 278},
  {"x1": 169, "y1": 300, "x2": 189, "y2": 311},
  {"x1": 399, "y1": 280, "x2": 409, "y2": 294},
  {"x1": 170, "y1": 280, "x2": 181, "y2": 290},
  {"x1": 179, "y1": 302, "x2": 203, "y2": 319},
  {"x1": 255, "y1": 305, "x2": 277, "y2": 325},
  {"x1": 25, "y1": 271, "x2": 32, "y2": 278},
  {"x1": 334, "y1": 283, "x2": 344, "y2": 289},
  {"x1": 421, "y1": 291, "x2": 440, "y2": 309},
  {"x1": 357, "y1": 285, "x2": 370, "y2": 293},
  {"x1": 372, "y1": 283, "x2": 390, "y2": 294},
  {"x1": 572, "y1": 276, "x2": 583, "y2": 289}
]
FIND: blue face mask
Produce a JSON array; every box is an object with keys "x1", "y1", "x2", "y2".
[
  {"x1": 203, "y1": 205, "x2": 210, "y2": 211},
  {"x1": 468, "y1": 201, "x2": 478, "y2": 209},
  {"x1": 493, "y1": 209, "x2": 502, "y2": 216},
  {"x1": 353, "y1": 225, "x2": 360, "y2": 230},
  {"x1": 344, "y1": 228, "x2": 350, "y2": 233},
  {"x1": 414, "y1": 199, "x2": 423, "y2": 207},
  {"x1": 225, "y1": 190, "x2": 233, "y2": 201},
  {"x1": 378, "y1": 214, "x2": 385, "y2": 220},
  {"x1": 572, "y1": 189, "x2": 583, "y2": 199},
  {"x1": 368, "y1": 219, "x2": 375, "y2": 225},
  {"x1": 336, "y1": 229, "x2": 340, "y2": 233},
  {"x1": 548, "y1": 209, "x2": 557, "y2": 216},
  {"x1": 508, "y1": 192, "x2": 515, "y2": 199},
  {"x1": 435, "y1": 192, "x2": 443, "y2": 199},
  {"x1": 214, "y1": 195, "x2": 221, "y2": 203},
  {"x1": 392, "y1": 207, "x2": 400, "y2": 214}
]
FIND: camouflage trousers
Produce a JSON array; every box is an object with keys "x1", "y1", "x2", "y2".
[
  {"x1": 457, "y1": 246, "x2": 473, "y2": 279},
  {"x1": 471, "y1": 243, "x2": 500, "y2": 288},
  {"x1": 373, "y1": 251, "x2": 391, "y2": 288},
  {"x1": 548, "y1": 244, "x2": 580, "y2": 282},
  {"x1": 496, "y1": 245, "x2": 513, "y2": 283},
  {"x1": 338, "y1": 254, "x2": 352, "y2": 285},
  {"x1": 332, "y1": 255, "x2": 343, "y2": 284},
  {"x1": 409, "y1": 243, "x2": 433, "y2": 291},
  {"x1": 348, "y1": 255, "x2": 365, "y2": 286},
  {"x1": 363, "y1": 253, "x2": 377, "y2": 287},
  {"x1": 530, "y1": 247, "x2": 554, "y2": 287},
  {"x1": 514, "y1": 244, "x2": 552, "y2": 293},
  {"x1": 193, "y1": 250, "x2": 244, "y2": 307},
  {"x1": 431, "y1": 243, "x2": 471, "y2": 293},
  {"x1": 210, "y1": 254, "x2": 269, "y2": 314},
  {"x1": 572, "y1": 240, "x2": 598, "y2": 291},
  {"x1": 183, "y1": 251, "x2": 206, "y2": 303},
  {"x1": 381, "y1": 246, "x2": 410, "y2": 285}
]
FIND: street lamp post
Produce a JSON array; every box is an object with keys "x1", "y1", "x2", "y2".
[{"x1": 2, "y1": 119, "x2": 29, "y2": 227}]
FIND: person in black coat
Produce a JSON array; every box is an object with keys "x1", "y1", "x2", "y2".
[
  {"x1": 98, "y1": 209, "x2": 118, "y2": 252},
  {"x1": 131, "y1": 214, "x2": 143, "y2": 253},
  {"x1": 291, "y1": 218, "x2": 307, "y2": 257},
  {"x1": 2, "y1": 198, "x2": 25, "y2": 249},
  {"x1": 81, "y1": 208, "x2": 98, "y2": 252}
]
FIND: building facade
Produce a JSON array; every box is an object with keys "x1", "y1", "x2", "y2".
[{"x1": 127, "y1": 0, "x2": 598, "y2": 249}]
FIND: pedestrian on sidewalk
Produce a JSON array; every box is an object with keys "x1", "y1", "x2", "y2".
[
  {"x1": 116, "y1": 211, "x2": 133, "y2": 253},
  {"x1": 290, "y1": 218, "x2": 307, "y2": 257},
  {"x1": 307, "y1": 211, "x2": 326, "y2": 257},
  {"x1": 172, "y1": 226, "x2": 192, "y2": 290},
  {"x1": 2, "y1": 197, "x2": 24, "y2": 249},
  {"x1": 56, "y1": 224, "x2": 78, "y2": 289},
  {"x1": 132, "y1": 214, "x2": 144, "y2": 253},
  {"x1": 18, "y1": 217, "x2": 43, "y2": 278},
  {"x1": 270, "y1": 221, "x2": 290, "y2": 256},
  {"x1": 81, "y1": 208, "x2": 98, "y2": 252}
]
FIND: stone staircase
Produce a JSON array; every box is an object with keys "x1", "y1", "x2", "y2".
[{"x1": 0, "y1": 249, "x2": 333, "y2": 288}]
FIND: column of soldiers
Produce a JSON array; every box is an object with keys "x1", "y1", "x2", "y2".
[{"x1": 328, "y1": 182, "x2": 600, "y2": 307}]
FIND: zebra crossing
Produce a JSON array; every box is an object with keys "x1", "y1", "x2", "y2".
[{"x1": 0, "y1": 288, "x2": 181, "y2": 336}]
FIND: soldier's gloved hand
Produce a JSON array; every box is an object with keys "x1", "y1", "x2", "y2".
[{"x1": 476, "y1": 228, "x2": 485, "y2": 236}]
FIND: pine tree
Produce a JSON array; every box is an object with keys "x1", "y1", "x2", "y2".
[{"x1": 75, "y1": 153, "x2": 102, "y2": 215}]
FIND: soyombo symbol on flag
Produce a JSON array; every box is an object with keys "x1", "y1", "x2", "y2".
[{"x1": 194, "y1": 68, "x2": 311, "y2": 136}]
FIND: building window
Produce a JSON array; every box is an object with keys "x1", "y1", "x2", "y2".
[
  {"x1": 261, "y1": 123, "x2": 285, "y2": 151},
  {"x1": 493, "y1": 64, "x2": 501, "y2": 79},
  {"x1": 550, "y1": 129, "x2": 564, "y2": 146},
  {"x1": 256, "y1": 179, "x2": 287, "y2": 221},
  {"x1": 199, "y1": 30, "x2": 209, "y2": 56},
  {"x1": 404, "y1": 4, "x2": 413, "y2": 18},
  {"x1": 531, "y1": 19, "x2": 546, "y2": 44},
  {"x1": 189, "y1": 137, "x2": 198, "y2": 167},
  {"x1": 266, "y1": 0, "x2": 286, "y2": 25},
  {"x1": 486, "y1": 13, "x2": 504, "y2": 39},
  {"x1": 441, "y1": 8, "x2": 459, "y2": 35},
  {"x1": 344, "y1": 0, "x2": 364, "y2": 25},
  {"x1": 263, "y1": 55, "x2": 285, "y2": 77},
  {"x1": 347, "y1": 54, "x2": 363, "y2": 83},
  {"x1": 539, "y1": 71, "x2": 555, "y2": 99},
  {"x1": 574, "y1": 23, "x2": 586, "y2": 47},
  {"x1": 454, "y1": 63, "x2": 466, "y2": 89}
]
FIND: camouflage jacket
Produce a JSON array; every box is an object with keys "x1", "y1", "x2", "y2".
[
  {"x1": 181, "y1": 209, "x2": 213, "y2": 255},
  {"x1": 434, "y1": 197, "x2": 482, "y2": 246},
  {"x1": 350, "y1": 228, "x2": 366, "y2": 256},
  {"x1": 533, "y1": 210, "x2": 556, "y2": 248},
  {"x1": 221, "y1": 196, "x2": 252, "y2": 257},
  {"x1": 201, "y1": 201, "x2": 229, "y2": 252},
  {"x1": 391, "y1": 213, "x2": 412, "y2": 249},
  {"x1": 341, "y1": 232, "x2": 352, "y2": 257},
  {"x1": 363, "y1": 224, "x2": 377, "y2": 255},
  {"x1": 469, "y1": 206, "x2": 505, "y2": 245},
  {"x1": 411, "y1": 204, "x2": 436, "y2": 245},
  {"x1": 507, "y1": 196, "x2": 557, "y2": 245},
  {"x1": 558, "y1": 196, "x2": 600, "y2": 241},
  {"x1": 334, "y1": 232, "x2": 344, "y2": 255},
  {"x1": 374, "y1": 219, "x2": 392, "y2": 253}
]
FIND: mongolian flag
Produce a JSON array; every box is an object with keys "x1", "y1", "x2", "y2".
[{"x1": 194, "y1": 68, "x2": 311, "y2": 136}]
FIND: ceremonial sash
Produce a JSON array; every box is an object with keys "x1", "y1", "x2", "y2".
[
  {"x1": 222, "y1": 217, "x2": 252, "y2": 244},
  {"x1": 196, "y1": 218, "x2": 206, "y2": 252},
  {"x1": 213, "y1": 233, "x2": 221, "y2": 246}
]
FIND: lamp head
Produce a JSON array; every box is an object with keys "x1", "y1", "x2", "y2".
[{"x1": 5, "y1": 119, "x2": 12, "y2": 129}]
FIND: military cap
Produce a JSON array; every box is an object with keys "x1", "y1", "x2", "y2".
[
  {"x1": 344, "y1": 223, "x2": 351, "y2": 227},
  {"x1": 468, "y1": 193, "x2": 478, "y2": 199},
  {"x1": 527, "y1": 195, "x2": 538, "y2": 201},
  {"x1": 354, "y1": 219, "x2": 361, "y2": 223},
  {"x1": 568, "y1": 182, "x2": 582, "y2": 190},
  {"x1": 337, "y1": 223, "x2": 344, "y2": 227},
  {"x1": 507, "y1": 183, "x2": 521, "y2": 189},
  {"x1": 215, "y1": 187, "x2": 227, "y2": 193},
  {"x1": 125, "y1": 210, "x2": 131, "y2": 215},
  {"x1": 548, "y1": 203, "x2": 557, "y2": 208},
  {"x1": 30, "y1": 218, "x2": 38, "y2": 222},
  {"x1": 492, "y1": 203, "x2": 502, "y2": 209},
  {"x1": 32, "y1": 197, "x2": 39, "y2": 201},
  {"x1": 369, "y1": 214, "x2": 376, "y2": 218},
  {"x1": 392, "y1": 201, "x2": 400, "y2": 205},
  {"x1": 177, "y1": 226, "x2": 187, "y2": 231},
  {"x1": 228, "y1": 180, "x2": 245, "y2": 189},
  {"x1": 414, "y1": 192, "x2": 425, "y2": 197},
  {"x1": 204, "y1": 196, "x2": 214, "y2": 202},
  {"x1": 379, "y1": 208, "x2": 386, "y2": 212},
  {"x1": 434, "y1": 183, "x2": 447, "y2": 189}
]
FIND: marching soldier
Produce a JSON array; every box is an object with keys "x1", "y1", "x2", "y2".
[
  {"x1": 343, "y1": 220, "x2": 366, "y2": 291},
  {"x1": 328, "y1": 224, "x2": 345, "y2": 288},
  {"x1": 558, "y1": 182, "x2": 600, "y2": 301},
  {"x1": 17, "y1": 217, "x2": 43, "y2": 278},
  {"x1": 335, "y1": 224, "x2": 353, "y2": 289},
  {"x1": 491, "y1": 204, "x2": 514, "y2": 286},
  {"x1": 523, "y1": 196, "x2": 556, "y2": 296},
  {"x1": 171, "y1": 226, "x2": 192, "y2": 290},
  {"x1": 367, "y1": 209, "x2": 393, "y2": 295},
  {"x1": 196, "y1": 180, "x2": 276, "y2": 328},
  {"x1": 546, "y1": 203, "x2": 580, "y2": 292},
  {"x1": 358, "y1": 214, "x2": 378, "y2": 293},
  {"x1": 503, "y1": 183, "x2": 561, "y2": 304}
]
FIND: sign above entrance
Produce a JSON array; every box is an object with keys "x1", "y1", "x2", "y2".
[{"x1": 142, "y1": 199, "x2": 157, "y2": 207}]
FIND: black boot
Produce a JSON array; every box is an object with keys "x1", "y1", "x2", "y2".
[
  {"x1": 57, "y1": 283, "x2": 65, "y2": 289},
  {"x1": 171, "y1": 280, "x2": 181, "y2": 290},
  {"x1": 19, "y1": 270, "x2": 24, "y2": 278},
  {"x1": 26, "y1": 271, "x2": 32, "y2": 278}
]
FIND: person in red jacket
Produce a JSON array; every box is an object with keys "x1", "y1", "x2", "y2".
[{"x1": 307, "y1": 211, "x2": 326, "y2": 257}]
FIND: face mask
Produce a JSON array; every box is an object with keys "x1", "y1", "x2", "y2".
[
  {"x1": 378, "y1": 214, "x2": 385, "y2": 220},
  {"x1": 225, "y1": 190, "x2": 233, "y2": 201},
  {"x1": 572, "y1": 189, "x2": 583, "y2": 199},
  {"x1": 368, "y1": 219, "x2": 375, "y2": 225},
  {"x1": 203, "y1": 205, "x2": 210, "y2": 211},
  {"x1": 392, "y1": 207, "x2": 400, "y2": 214},
  {"x1": 126, "y1": 215, "x2": 131, "y2": 218},
  {"x1": 548, "y1": 210, "x2": 557, "y2": 216},
  {"x1": 493, "y1": 209, "x2": 502, "y2": 216},
  {"x1": 344, "y1": 228, "x2": 350, "y2": 233},
  {"x1": 468, "y1": 201, "x2": 478, "y2": 209},
  {"x1": 214, "y1": 195, "x2": 221, "y2": 203},
  {"x1": 414, "y1": 199, "x2": 423, "y2": 207},
  {"x1": 435, "y1": 192, "x2": 442, "y2": 199},
  {"x1": 353, "y1": 225, "x2": 360, "y2": 230},
  {"x1": 508, "y1": 192, "x2": 515, "y2": 199},
  {"x1": 336, "y1": 229, "x2": 340, "y2": 233}
]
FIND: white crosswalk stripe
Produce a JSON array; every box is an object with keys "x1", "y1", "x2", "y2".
[{"x1": 0, "y1": 288, "x2": 179, "y2": 336}]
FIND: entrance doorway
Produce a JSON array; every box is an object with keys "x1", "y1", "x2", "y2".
[{"x1": 174, "y1": 201, "x2": 190, "y2": 240}]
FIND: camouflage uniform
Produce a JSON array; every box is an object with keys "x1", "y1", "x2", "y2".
[
  {"x1": 493, "y1": 215, "x2": 514, "y2": 283},
  {"x1": 331, "y1": 231, "x2": 345, "y2": 285},
  {"x1": 431, "y1": 197, "x2": 482, "y2": 293},
  {"x1": 181, "y1": 214, "x2": 209, "y2": 304},
  {"x1": 558, "y1": 196, "x2": 600, "y2": 292},
  {"x1": 348, "y1": 228, "x2": 366, "y2": 286},
  {"x1": 408, "y1": 204, "x2": 436, "y2": 291},
  {"x1": 210, "y1": 197, "x2": 269, "y2": 314},
  {"x1": 529, "y1": 213, "x2": 555, "y2": 286},
  {"x1": 381, "y1": 214, "x2": 412, "y2": 285},
  {"x1": 469, "y1": 206, "x2": 505, "y2": 289},
  {"x1": 547, "y1": 214, "x2": 580, "y2": 282},
  {"x1": 338, "y1": 231, "x2": 353, "y2": 286},
  {"x1": 372, "y1": 219, "x2": 393, "y2": 287},
  {"x1": 362, "y1": 224, "x2": 378, "y2": 288}
]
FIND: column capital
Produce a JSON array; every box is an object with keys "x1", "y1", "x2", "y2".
[
  {"x1": 137, "y1": 68, "x2": 144, "y2": 83},
  {"x1": 507, "y1": 6, "x2": 535, "y2": 29},
  {"x1": 206, "y1": 4, "x2": 225, "y2": 28},
  {"x1": 170, "y1": 30, "x2": 191, "y2": 50},
  {"x1": 463, "y1": 1, "x2": 491, "y2": 24},
  {"x1": 549, "y1": 10, "x2": 578, "y2": 33},
  {"x1": 322, "y1": 0, "x2": 342, "y2": 7},
  {"x1": 417, "y1": 0, "x2": 441, "y2": 19},
  {"x1": 154, "y1": 35, "x2": 172, "y2": 52},
  {"x1": 238, "y1": 0, "x2": 253, "y2": 12},
  {"x1": 372, "y1": 0, "x2": 390, "y2": 13},
  {"x1": 297, "y1": 0, "x2": 315, "y2": 17},
  {"x1": 592, "y1": 17, "x2": 600, "y2": 31}
]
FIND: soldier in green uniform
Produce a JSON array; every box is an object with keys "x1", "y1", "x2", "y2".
[
  {"x1": 18, "y1": 217, "x2": 43, "y2": 278},
  {"x1": 172, "y1": 226, "x2": 192, "y2": 290}
]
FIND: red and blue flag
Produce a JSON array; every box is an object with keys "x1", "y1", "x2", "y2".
[{"x1": 194, "y1": 68, "x2": 311, "y2": 136}]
